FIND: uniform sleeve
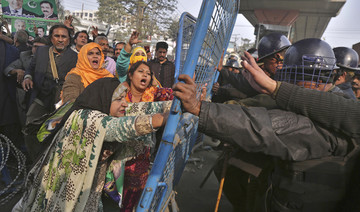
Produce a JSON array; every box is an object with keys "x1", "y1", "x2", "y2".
[
  {"x1": 276, "y1": 82, "x2": 360, "y2": 138},
  {"x1": 116, "y1": 48, "x2": 132, "y2": 83},
  {"x1": 103, "y1": 114, "x2": 154, "y2": 142},
  {"x1": 198, "y1": 101, "x2": 339, "y2": 161},
  {"x1": 220, "y1": 69, "x2": 259, "y2": 97}
]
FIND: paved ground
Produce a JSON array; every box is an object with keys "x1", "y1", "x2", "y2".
[
  {"x1": 175, "y1": 136, "x2": 233, "y2": 212},
  {"x1": 1, "y1": 136, "x2": 232, "y2": 212}
]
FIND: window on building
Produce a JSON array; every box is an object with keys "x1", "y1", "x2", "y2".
[
  {"x1": 76, "y1": 12, "x2": 79, "y2": 16},
  {"x1": 89, "y1": 13, "x2": 93, "y2": 18},
  {"x1": 85, "y1": 13, "x2": 88, "y2": 16}
]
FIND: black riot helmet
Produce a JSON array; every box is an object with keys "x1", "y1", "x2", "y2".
[
  {"x1": 333, "y1": 47, "x2": 360, "y2": 71},
  {"x1": 224, "y1": 59, "x2": 240, "y2": 69},
  {"x1": 275, "y1": 38, "x2": 337, "y2": 90},
  {"x1": 257, "y1": 32, "x2": 291, "y2": 61}
]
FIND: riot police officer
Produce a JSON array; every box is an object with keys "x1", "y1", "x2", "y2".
[
  {"x1": 333, "y1": 47, "x2": 360, "y2": 99},
  {"x1": 218, "y1": 32, "x2": 291, "y2": 99},
  {"x1": 173, "y1": 38, "x2": 359, "y2": 211}
]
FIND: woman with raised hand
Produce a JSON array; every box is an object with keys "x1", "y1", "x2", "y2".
[
  {"x1": 116, "y1": 31, "x2": 146, "y2": 82},
  {"x1": 116, "y1": 31, "x2": 161, "y2": 87}
]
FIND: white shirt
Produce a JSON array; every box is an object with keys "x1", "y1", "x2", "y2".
[{"x1": 9, "y1": 6, "x2": 23, "y2": 15}]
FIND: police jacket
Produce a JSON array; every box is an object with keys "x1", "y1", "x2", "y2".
[
  {"x1": 198, "y1": 101, "x2": 350, "y2": 161},
  {"x1": 337, "y1": 82, "x2": 357, "y2": 99},
  {"x1": 219, "y1": 68, "x2": 259, "y2": 98},
  {"x1": 198, "y1": 101, "x2": 360, "y2": 211},
  {"x1": 275, "y1": 82, "x2": 360, "y2": 138}
]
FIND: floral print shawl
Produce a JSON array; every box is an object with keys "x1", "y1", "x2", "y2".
[{"x1": 18, "y1": 108, "x2": 157, "y2": 212}]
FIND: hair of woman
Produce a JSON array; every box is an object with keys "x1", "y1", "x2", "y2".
[{"x1": 126, "y1": 61, "x2": 153, "y2": 87}]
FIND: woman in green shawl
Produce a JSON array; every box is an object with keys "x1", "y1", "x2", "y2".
[{"x1": 13, "y1": 77, "x2": 170, "y2": 212}]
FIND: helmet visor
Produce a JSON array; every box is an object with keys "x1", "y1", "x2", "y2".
[{"x1": 275, "y1": 55, "x2": 336, "y2": 91}]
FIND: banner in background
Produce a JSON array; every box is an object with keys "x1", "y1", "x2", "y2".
[
  {"x1": 11, "y1": 18, "x2": 47, "y2": 38},
  {"x1": 2, "y1": 0, "x2": 58, "y2": 22}
]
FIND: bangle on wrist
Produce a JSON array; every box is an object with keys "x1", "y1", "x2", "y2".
[{"x1": 149, "y1": 114, "x2": 158, "y2": 132}]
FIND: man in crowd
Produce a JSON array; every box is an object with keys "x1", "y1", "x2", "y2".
[
  {"x1": 0, "y1": 28, "x2": 21, "y2": 150},
  {"x1": 4, "y1": 36, "x2": 48, "y2": 127},
  {"x1": 95, "y1": 35, "x2": 116, "y2": 75},
  {"x1": 71, "y1": 30, "x2": 89, "y2": 53},
  {"x1": 144, "y1": 45, "x2": 152, "y2": 61},
  {"x1": 113, "y1": 41, "x2": 125, "y2": 61},
  {"x1": 333, "y1": 47, "x2": 359, "y2": 99},
  {"x1": 2, "y1": 0, "x2": 35, "y2": 17},
  {"x1": 22, "y1": 24, "x2": 77, "y2": 161},
  {"x1": 148, "y1": 41, "x2": 175, "y2": 88},
  {"x1": 107, "y1": 46, "x2": 114, "y2": 58},
  {"x1": 13, "y1": 29, "x2": 30, "y2": 52},
  {"x1": 37, "y1": 0, "x2": 58, "y2": 19}
]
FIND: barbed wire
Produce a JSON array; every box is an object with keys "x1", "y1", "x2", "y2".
[{"x1": 0, "y1": 134, "x2": 27, "y2": 206}]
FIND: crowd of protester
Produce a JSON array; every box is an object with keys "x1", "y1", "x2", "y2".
[
  {"x1": 1, "y1": 13, "x2": 360, "y2": 212},
  {"x1": 1, "y1": 16, "x2": 175, "y2": 211}
]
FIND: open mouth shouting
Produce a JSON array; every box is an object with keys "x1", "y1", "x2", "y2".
[
  {"x1": 133, "y1": 76, "x2": 150, "y2": 91},
  {"x1": 140, "y1": 78, "x2": 148, "y2": 86},
  {"x1": 87, "y1": 47, "x2": 102, "y2": 69},
  {"x1": 90, "y1": 58, "x2": 99, "y2": 69},
  {"x1": 132, "y1": 76, "x2": 150, "y2": 92},
  {"x1": 130, "y1": 64, "x2": 152, "y2": 92}
]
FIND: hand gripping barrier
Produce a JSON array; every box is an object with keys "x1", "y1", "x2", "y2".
[{"x1": 137, "y1": 0, "x2": 239, "y2": 211}]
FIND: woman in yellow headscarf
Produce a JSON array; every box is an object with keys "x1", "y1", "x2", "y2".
[
  {"x1": 116, "y1": 31, "x2": 161, "y2": 87},
  {"x1": 62, "y1": 42, "x2": 114, "y2": 103},
  {"x1": 116, "y1": 31, "x2": 147, "y2": 83}
]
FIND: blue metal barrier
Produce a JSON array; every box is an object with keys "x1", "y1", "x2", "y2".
[
  {"x1": 137, "y1": 0, "x2": 239, "y2": 211},
  {"x1": 174, "y1": 12, "x2": 197, "y2": 81}
]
